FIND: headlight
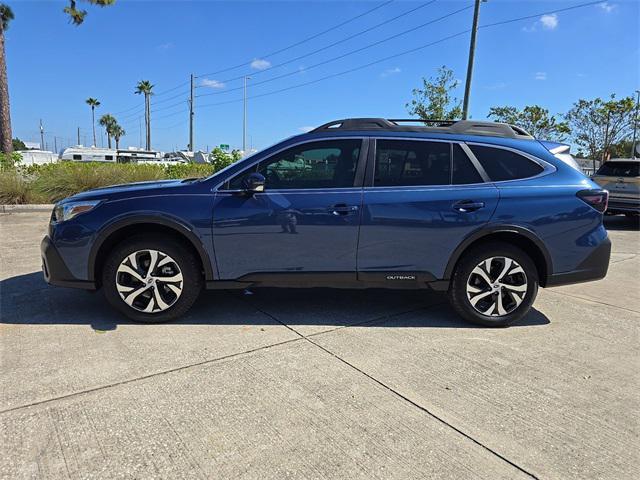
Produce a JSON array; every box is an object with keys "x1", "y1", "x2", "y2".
[{"x1": 53, "y1": 200, "x2": 102, "y2": 223}]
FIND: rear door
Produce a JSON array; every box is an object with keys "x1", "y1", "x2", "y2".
[{"x1": 357, "y1": 138, "x2": 499, "y2": 282}]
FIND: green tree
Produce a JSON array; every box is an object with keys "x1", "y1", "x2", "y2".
[
  {"x1": 99, "y1": 113, "x2": 116, "y2": 148},
  {"x1": 63, "y1": 0, "x2": 116, "y2": 25},
  {"x1": 0, "y1": 3, "x2": 14, "y2": 153},
  {"x1": 406, "y1": 66, "x2": 462, "y2": 121},
  {"x1": 111, "y1": 124, "x2": 125, "y2": 149},
  {"x1": 488, "y1": 105, "x2": 570, "y2": 140},
  {"x1": 12, "y1": 137, "x2": 26, "y2": 150},
  {"x1": 565, "y1": 94, "x2": 638, "y2": 162},
  {"x1": 135, "y1": 80, "x2": 154, "y2": 150},
  {"x1": 210, "y1": 147, "x2": 241, "y2": 170},
  {"x1": 85, "y1": 97, "x2": 100, "y2": 146}
]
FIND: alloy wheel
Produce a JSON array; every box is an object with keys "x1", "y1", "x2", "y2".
[
  {"x1": 466, "y1": 256, "x2": 528, "y2": 317},
  {"x1": 115, "y1": 249, "x2": 183, "y2": 313}
]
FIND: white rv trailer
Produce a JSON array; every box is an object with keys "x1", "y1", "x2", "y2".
[
  {"x1": 116, "y1": 147, "x2": 162, "y2": 164},
  {"x1": 60, "y1": 146, "x2": 117, "y2": 162},
  {"x1": 16, "y1": 150, "x2": 58, "y2": 166}
]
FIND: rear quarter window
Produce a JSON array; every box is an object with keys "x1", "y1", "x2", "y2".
[{"x1": 469, "y1": 145, "x2": 544, "y2": 181}]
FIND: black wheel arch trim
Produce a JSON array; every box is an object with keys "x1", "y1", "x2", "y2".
[
  {"x1": 443, "y1": 225, "x2": 553, "y2": 284},
  {"x1": 88, "y1": 213, "x2": 215, "y2": 282}
]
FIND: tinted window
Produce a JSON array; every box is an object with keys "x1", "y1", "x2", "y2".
[
  {"x1": 105, "y1": 155, "x2": 113, "y2": 161},
  {"x1": 374, "y1": 140, "x2": 450, "y2": 186},
  {"x1": 228, "y1": 139, "x2": 361, "y2": 190},
  {"x1": 452, "y1": 144, "x2": 483, "y2": 184},
  {"x1": 596, "y1": 161, "x2": 639, "y2": 177},
  {"x1": 469, "y1": 145, "x2": 543, "y2": 181},
  {"x1": 73, "y1": 154, "x2": 81, "y2": 160}
]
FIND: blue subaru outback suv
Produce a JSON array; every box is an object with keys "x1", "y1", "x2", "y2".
[{"x1": 41, "y1": 118, "x2": 611, "y2": 326}]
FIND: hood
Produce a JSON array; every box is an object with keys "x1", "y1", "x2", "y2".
[{"x1": 65, "y1": 179, "x2": 189, "y2": 202}]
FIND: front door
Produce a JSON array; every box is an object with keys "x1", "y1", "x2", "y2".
[
  {"x1": 357, "y1": 138, "x2": 499, "y2": 282},
  {"x1": 212, "y1": 138, "x2": 365, "y2": 280}
]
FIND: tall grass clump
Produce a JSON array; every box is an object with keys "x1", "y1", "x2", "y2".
[
  {"x1": 0, "y1": 171, "x2": 46, "y2": 204},
  {"x1": 31, "y1": 162, "x2": 166, "y2": 202}
]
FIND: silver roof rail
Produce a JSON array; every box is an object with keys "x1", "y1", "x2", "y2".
[{"x1": 312, "y1": 118, "x2": 534, "y2": 139}]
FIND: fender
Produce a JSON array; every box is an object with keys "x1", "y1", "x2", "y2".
[
  {"x1": 88, "y1": 213, "x2": 215, "y2": 282},
  {"x1": 443, "y1": 224, "x2": 553, "y2": 282}
]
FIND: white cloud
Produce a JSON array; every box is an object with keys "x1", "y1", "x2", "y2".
[
  {"x1": 156, "y1": 42, "x2": 173, "y2": 51},
  {"x1": 598, "y1": 2, "x2": 617, "y2": 13},
  {"x1": 200, "y1": 78, "x2": 225, "y2": 89},
  {"x1": 251, "y1": 58, "x2": 271, "y2": 70},
  {"x1": 534, "y1": 72, "x2": 547, "y2": 81},
  {"x1": 540, "y1": 13, "x2": 558, "y2": 30},
  {"x1": 484, "y1": 82, "x2": 508, "y2": 90},
  {"x1": 380, "y1": 67, "x2": 401, "y2": 78},
  {"x1": 298, "y1": 126, "x2": 314, "y2": 133}
]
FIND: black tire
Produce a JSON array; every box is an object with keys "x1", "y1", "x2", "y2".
[
  {"x1": 102, "y1": 236, "x2": 203, "y2": 323},
  {"x1": 448, "y1": 242, "x2": 538, "y2": 327}
]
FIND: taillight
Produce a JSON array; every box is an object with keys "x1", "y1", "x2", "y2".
[{"x1": 577, "y1": 189, "x2": 608, "y2": 213}]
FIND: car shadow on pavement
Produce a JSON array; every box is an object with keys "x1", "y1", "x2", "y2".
[
  {"x1": 604, "y1": 215, "x2": 640, "y2": 231},
  {"x1": 1, "y1": 272, "x2": 550, "y2": 330}
]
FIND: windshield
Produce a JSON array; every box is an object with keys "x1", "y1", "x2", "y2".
[{"x1": 595, "y1": 161, "x2": 640, "y2": 177}]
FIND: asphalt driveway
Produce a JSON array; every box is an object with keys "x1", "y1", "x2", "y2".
[{"x1": 1, "y1": 211, "x2": 638, "y2": 479}]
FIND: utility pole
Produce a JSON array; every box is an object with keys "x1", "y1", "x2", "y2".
[
  {"x1": 189, "y1": 73, "x2": 195, "y2": 152},
  {"x1": 631, "y1": 90, "x2": 639, "y2": 158},
  {"x1": 77, "y1": 127, "x2": 80, "y2": 146},
  {"x1": 462, "y1": 0, "x2": 483, "y2": 120},
  {"x1": 243, "y1": 76, "x2": 250, "y2": 153},
  {"x1": 39, "y1": 119, "x2": 45, "y2": 150},
  {"x1": 54, "y1": 136, "x2": 57, "y2": 153}
]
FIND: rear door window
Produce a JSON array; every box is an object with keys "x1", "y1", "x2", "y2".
[
  {"x1": 374, "y1": 140, "x2": 450, "y2": 186},
  {"x1": 452, "y1": 144, "x2": 483, "y2": 184},
  {"x1": 595, "y1": 161, "x2": 639, "y2": 177},
  {"x1": 469, "y1": 145, "x2": 544, "y2": 181}
]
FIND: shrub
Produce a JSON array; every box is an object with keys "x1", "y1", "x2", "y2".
[
  {"x1": 0, "y1": 161, "x2": 225, "y2": 204},
  {"x1": 0, "y1": 152, "x2": 22, "y2": 172}
]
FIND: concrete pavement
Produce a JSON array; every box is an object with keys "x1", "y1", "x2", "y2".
[{"x1": 1, "y1": 211, "x2": 639, "y2": 479}]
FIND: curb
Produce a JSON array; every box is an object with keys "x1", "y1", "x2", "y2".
[{"x1": 0, "y1": 204, "x2": 54, "y2": 213}]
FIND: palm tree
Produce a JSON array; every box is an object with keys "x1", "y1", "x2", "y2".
[
  {"x1": 0, "y1": 3, "x2": 14, "y2": 153},
  {"x1": 112, "y1": 124, "x2": 125, "y2": 149},
  {"x1": 135, "y1": 80, "x2": 153, "y2": 150},
  {"x1": 98, "y1": 113, "x2": 116, "y2": 148},
  {"x1": 85, "y1": 97, "x2": 100, "y2": 146}
]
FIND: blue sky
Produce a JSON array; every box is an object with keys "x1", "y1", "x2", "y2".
[{"x1": 5, "y1": 0, "x2": 639, "y2": 152}]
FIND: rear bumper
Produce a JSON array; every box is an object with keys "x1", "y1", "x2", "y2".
[
  {"x1": 607, "y1": 196, "x2": 640, "y2": 213},
  {"x1": 41, "y1": 236, "x2": 96, "y2": 290},
  {"x1": 545, "y1": 237, "x2": 611, "y2": 287}
]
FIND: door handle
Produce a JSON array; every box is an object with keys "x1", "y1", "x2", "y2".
[
  {"x1": 453, "y1": 200, "x2": 485, "y2": 213},
  {"x1": 329, "y1": 204, "x2": 359, "y2": 216}
]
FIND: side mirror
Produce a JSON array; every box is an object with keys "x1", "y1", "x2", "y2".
[{"x1": 242, "y1": 172, "x2": 265, "y2": 193}]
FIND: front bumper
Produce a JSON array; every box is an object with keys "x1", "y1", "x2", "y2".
[
  {"x1": 545, "y1": 237, "x2": 611, "y2": 287},
  {"x1": 41, "y1": 236, "x2": 96, "y2": 290}
]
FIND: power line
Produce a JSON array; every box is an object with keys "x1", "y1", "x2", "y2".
[
  {"x1": 195, "y1": 2, "x2": 470, "y2": 99},
  {"x1": 197, "y1": 1, "x2": 438, "y2": 87},
  {"x1": 196, "y1": 0, "x2": 605, "y2": 111},
  {"x1": 196, "y1": 0, "x2": 395, "y2": 78}
]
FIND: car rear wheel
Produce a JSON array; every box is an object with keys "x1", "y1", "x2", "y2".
[
  {"x1": 102, "y1": 236, "x2": 203, "y2": 322},
  {"x1": 448, "y1": 243, "x2": 538, "y2": 327}
]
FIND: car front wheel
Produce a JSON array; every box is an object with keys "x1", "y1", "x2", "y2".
[
  {"x1": 449, "y1": 243, "x2": 538, "y2": 327},
  {"x1": 102, "y1": 236, "x2": 203, "y2": 322}
]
